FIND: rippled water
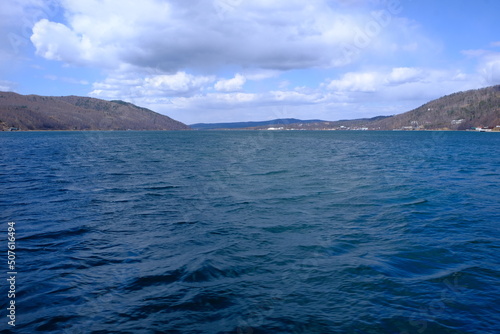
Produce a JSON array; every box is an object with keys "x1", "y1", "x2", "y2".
[{"x1": 1, "y1": 130, "x2": 499, "y2": 333}]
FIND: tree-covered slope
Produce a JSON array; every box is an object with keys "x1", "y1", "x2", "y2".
[
  {"x1": 373, "y1": 85, "x2": 500, "y2": 130},
  {"x1": 0, "y1": 92, "x2": 190, "y2": 131}
]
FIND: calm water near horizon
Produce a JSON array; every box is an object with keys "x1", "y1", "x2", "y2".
[{"x1": 1, "y1": 130, "x2": 499, "y2": 333}]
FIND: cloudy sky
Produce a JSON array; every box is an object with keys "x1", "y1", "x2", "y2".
[{"x1": 1, "y1": 0, "x2": 500, "y2": 124}]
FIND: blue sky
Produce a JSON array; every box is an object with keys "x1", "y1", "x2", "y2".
[{"x1": 1, "y1": 0, "x2": 499, "y2": 124}]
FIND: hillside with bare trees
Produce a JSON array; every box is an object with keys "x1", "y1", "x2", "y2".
[
  {"x1": 241, "y1": 85, "x2": 500, "y2": 131},
  {"x1": 372, "y1": 85, "x2": 500, "y2": 130},
  {"x1": 0, "y1": 92, "x2": 190, "y2": 131}
]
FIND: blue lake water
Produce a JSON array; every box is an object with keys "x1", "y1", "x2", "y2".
[{"x1": 0, "y1": 130, "x2": 499, "y2": 333}]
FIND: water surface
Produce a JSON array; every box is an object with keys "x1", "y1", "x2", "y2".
[{"x1": 0, "y1": 131, "x2": 499, "y2": 333}]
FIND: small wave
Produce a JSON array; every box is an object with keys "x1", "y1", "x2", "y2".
[
  {"x1": 172, "y1": 220, "x2": 199, "y2": 226},
  {"x1": 20, "y1": 225, "x2": 90, "y2": 241},
  {"x1": 399, "y1": 198, "x2": 429, "y2": 206},
  {"x1": 126, "y1": 270, "x2": 184, "y2": 291},
  {"x1": 380, "y1": 247, "x2": 460, "y2": 279},
  {"x1": 251, "y1": 169, "x2": 289, "y2": 177},
  {"x1": 181, "y1": 261, "x2": 244, "y2": 283}
]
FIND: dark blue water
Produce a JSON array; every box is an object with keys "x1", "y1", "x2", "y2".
[{"x1": 1, "y1": 130, "x2": 499, "y2": 333}]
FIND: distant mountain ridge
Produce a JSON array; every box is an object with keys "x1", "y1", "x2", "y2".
[
  {"x1": 192, "y1": 85, "x2": 500, "y2": 131},
  {"x1": 0, "y1": 92, "x2": 189, "y2": 131},
  {"x1": 190, "y1": 118, "x2": 325, "y2": 130},
  {"x1": 247, "y1": 116, "x2": 392, "y2": 130}
]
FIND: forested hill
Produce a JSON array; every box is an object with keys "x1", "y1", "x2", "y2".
[
  {"x1": 189, "y1": 85, "x2": 500, "y2": 131},
  {"x1": 372, "y1": 85, "x2": 500, "y2": 130},
  {"x1": 2, "y1": 85, "x2": 499, "y2": 131},
  {"x1": 0, "y1": 92, "x2": 190, "y2": 131},
  {"x1": 246, "y1": 85, "x2": 500, "y2": 131}
]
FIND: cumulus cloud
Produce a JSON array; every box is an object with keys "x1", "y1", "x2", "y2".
[
  {"x1": 322, "y1": 67, "x2": 483, "y2": 113},
  {"x1": 215, "y1": 74, "x2": 246, "y2": 92},
  {"x1": 325, "y1": 67, "x2": 474, "y2": 95},
  {"x1": 90, "y1": 71, "x2": 215, "y2": 99},
  {"x1": 86, "y1": 63, "x2": 483, "y2": 124},
  {"x1": 327, "y1": 72, "x2": 380, "y2": 92},
  {"x1": 270, "y1": 90, "x2": 322, "y2": 104},
  {"x1": 32, "y1": 19, "x2": 88, "y2": 63},
  {"x1": 145, "y1": 72, "x2": 215, "y2": 94},
  {"x1": 386, "y1": 67, "x2": 424, "y2": 85},
  {"x1": 29, "y1": 0, "x2": 419, "y2": 72},
  {"x1": 160, "y1": 90, "x2": 329, "y2": 123}
]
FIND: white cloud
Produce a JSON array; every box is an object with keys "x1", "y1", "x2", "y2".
[
  {"x1": 270, "y1": 90, "x2": 321, "y2": 103},
  {"x1": 32, "y1": 19, "x2": 86, "y2": 62},
  {"x1": 215, "y1": 74, "x2": 246, "y2": 92},
  {"x1": 87, "y1": 64, "x2": 484, "y2": 124},
  {"x1": 29, "y1": 0, "x2": 424, "y2": 72},
  {"x1": 327, "y1": 71, "x2": 380, "y2": 92},
  {"x1": 90, "y1": 71, "x2": 215, "y2": 100},
  {"x1": 195, "y1": 92, "x2": 257, "y2": 106},
  {"x1": 326, "y1": 67, "x2": 474, "y2": 95},
  {"x1": 145, "y1": 72, "x2": 214, "y2": 94},
  {"x1": 386, "y1": 67, "x2": 424, "y2": 85}
]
